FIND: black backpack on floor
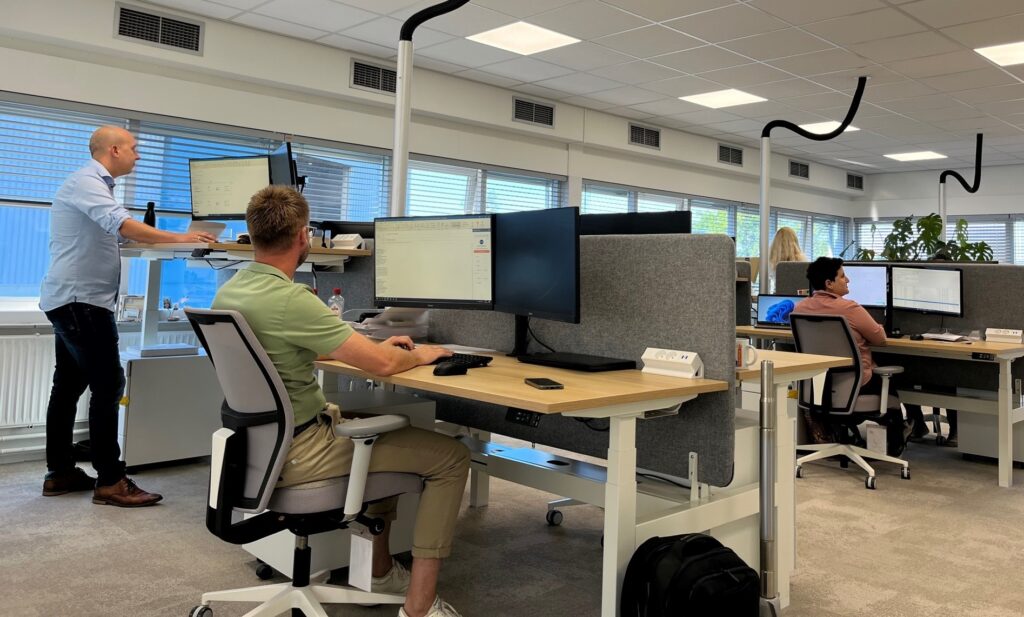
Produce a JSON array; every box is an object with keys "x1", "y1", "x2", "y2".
[{"x1": 620, "y1": 533, "x2": 760, "y2": 617}]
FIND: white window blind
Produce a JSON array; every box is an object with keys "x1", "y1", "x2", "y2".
[
  {"x1": 293, "y1": 142, "x2": 389, "y2": 222},
  {"x1": 406, "y1": 159, "x2": 478, "y2": 216},
  {"x1": 485, "y1": 170, "x2": 563, "y2": 213},
  {"x1": 691, "y1": 199, "x2": 733, "y2": 236},
  {"x1": 582, "y1": 183, "x2": 629, "y2": 214},
  {"x1": 637, "y1": 191, "x2": 683, "y2": 212},
  {"x1": 856, "y1": 217, "x2": 1012, "y2": 263}
]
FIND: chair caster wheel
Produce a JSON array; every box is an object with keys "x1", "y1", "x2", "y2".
[
  {"x1": 901, "y1": 467, "x2": 911, "y2": 480},
  {"x1": 255, "y1": 563, "x2": 275, "y2": 580},
  {"x1": 545, "y1": 509, "x2": 564, "y2": 526},
  {"x1": 795, "y1": 465, "x2": 803, "y2": 479},
  {"x1": 935, "y1": 435, "x2": 947, "y2": 446},
  {"x1": 865, "y1": 476, "x2": 876, "y2": 490},
  {"x1": 189, "y1": 606, "x2": 212, "y2": 617}
]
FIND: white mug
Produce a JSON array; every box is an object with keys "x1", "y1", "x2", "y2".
[{"x1": 735, "y1": 339, "x2": 758, "y2": 368}]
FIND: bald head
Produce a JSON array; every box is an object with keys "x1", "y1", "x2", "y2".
[{"x1": 89, "y1": 125, "x2": 139, "y2": 178}]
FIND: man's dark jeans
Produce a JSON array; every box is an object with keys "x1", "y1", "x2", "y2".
[{"x1": 45, "y1": 303, "x2": 126, "y2": 487}]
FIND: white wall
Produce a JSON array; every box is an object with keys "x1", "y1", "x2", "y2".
[
  {"x1": 856, "y1": 164, "x2": 1024, "y2": 220},
  {"x1": 0, "y1": 0, "x2": 863, "y2": 215}
]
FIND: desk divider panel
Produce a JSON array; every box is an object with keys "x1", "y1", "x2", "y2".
[{"x1": 736, "y1": 260, "x2": 752, "y2": 326}]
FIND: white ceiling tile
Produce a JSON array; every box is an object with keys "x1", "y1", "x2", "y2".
[
  {"x1": 726, "y1": 100, "x2": 799, "y2": 119},
  {"x1": 899, "y1": 0, "x2": 1024, "y2": 29},
  {"x1": 768, "y1": 49, "x2": 871, "y2": 75},
  {"x1": 532, "y1": 42, "x2": 633, "y2": 71},
  {"x1": 975, "y1": 100, "x2": 1024, "y2": 116},
  {"x1": 529, "y1": 1, "x2": 649, "y2": 40},
  {"x1": 641, "y1": 74, "x2": 722, "y2": 97},
  {"x1": 479, "y1": 57, "x2": 575, "y2": 81},
  {"x1": 533, "y1": 72, "x2": 626, "y2": 94},
  {"x1": 411, "y1": 56, "x2": 468, "y2": 73},
  {"x1": 336, "y1": 0, "x2": 423, "y2": 14},
  {"x1": 561, "y1": 94, "x2": 618, "y2": 109},
  {"x1": 883, "y1": 94, "x2": 961, "y2": 112},
  {"x1": 664, "y1": 4, "x2": 788, "y2": 43},
  {"x1": 859, "y1": 80, "x2": 938, "y2": 102},
  {"x1": 781, "y1": 92, "x2": 856, "y2": 111},
  {"x1": 628, "y1": 98, "x2": 705, "y2": 116},
  {"x1": 587, "y1": 86, "x2": 665, "y2": 106},
  {"x1": 697, "y1": 63, "x2": 793, "y2": 87},
  {"x1": 232, "y1": 13, "x2": 330, "y2": 40},
  {"x1": 604, "y1": 106, "x2": 657, "y2": 120},
  {"x1": 940, "y1": 13, "x2": 1024, "y2": 48},
  {"x1": 817, "y1": 102, "x2": 892, "y2": 120},
  {"x1": 651, "y1": 46, "x2": 749, "y2": 73},
  {"x1": 808, "y1": 67, "x2": 902, "y2": 91},
  {"x1": 210, "y1": 0, "x2": 271, "y2": 9},
  {"x1": 848, "y1": 31, "x2": 964, "y2": 63},
  {"x1": 718, "y1": 28, "x2": 833, "y2": 61},
  {"x1": 587, "y1": 61, "x2": 680, "y2": 85},
  {"x1": 609, "y1": 0, "x2": 740, "y2": 22},
  {"x1": 339, "y1": 17, "x2": 450, "y2": 49},
  {"x1": 747, "y1": 0, "x2": 884, "y2": 26},
  {"x1": 885, "y1": 50, "x2": 993, "y2": 79},
  {"x1": 1006, "y1": 65, "x2": 1024, "y2": 82},
  {"x1": 453, "y1": 69, "x2": 523, "y2": 88},
  {"x1": 414, "y1": 3, "x2": 516, "y2": 37},
  {"x1": 317, "y1": 34, "x2": 396, "y2": 57},
  {"x1": 417, "y1": 38, "x2": 518, "y2": 67},
  {"x1": 801, "y1": 9, "x2": 925, "y2": 46},
  {"x1": 912, "y1": 105, "x2": 987, "y2": 122},
  {"x1": 668, "y1": 109, "x2": 743, "y2": 125},
  {"x1": 513, "y1": 83, "x2": 569, "y2": 101},
  {"x1": 254, "y1": 0, "x2": 376, "y2": 32},
  {"x1": 919, "y1": 68, "x2": 1018, "y2": 93},
  {"x1": 939, "y1": 116, "x2": 1011, "y2": 131},
  {"x1": 704, "y1": 118, "x2": 765, "y2": 133},
  {"x1": 745, "y1": 79, "x2": 830, "y2": 99},
  {"x1": 142, "y1": 0, "x2": 242, "y2": 19},
  {"x1": 594, "y1": 25, "x2": 703, "y2": 58},
  {"x1": 468, "y1": 0, "x2": 579, "y2": 18}
]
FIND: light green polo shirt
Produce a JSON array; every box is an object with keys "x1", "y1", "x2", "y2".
[{"x1": 212, "y1": 262, "x2": 353, "y2": 426}]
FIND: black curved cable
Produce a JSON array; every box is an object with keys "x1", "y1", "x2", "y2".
[
  {"x1": 400, "y1": 0, "x2": 470, "y2": 41},
  {"x1": 761, "y1": 76, "x2": 868, "y2": 140},
  {"x1": 939, "y1": 133, "x2": 983, "y2": 193}
]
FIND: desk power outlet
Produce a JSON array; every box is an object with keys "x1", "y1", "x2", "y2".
[
  {"x1": 972, "y1": 352, "x2": 996, "y2": 361},
  {"x1": 506, "y1": 408, "x2": 542, "y2": 427}
]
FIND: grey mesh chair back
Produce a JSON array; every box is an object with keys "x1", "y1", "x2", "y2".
[
  {"x1": 790, "y1": 313, "x2": 862, "y2": 415},
  {"x1": 187, "y1": 308, "x2": 293, "y2": 514}
]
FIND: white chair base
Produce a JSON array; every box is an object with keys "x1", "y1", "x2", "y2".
[
  {"x1": 797, "y1": 443, "x2": 909, "y2": 480},
  {"x1": 199, "y1": 580, "x2": 404, "y2": 617}
]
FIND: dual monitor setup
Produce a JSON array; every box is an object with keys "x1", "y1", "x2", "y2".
[
  {"x1": 757, "y1": 264, "x2": 964, "y2": 331},
  {"x1": 188, "y1": 143, "x2": 299, "y2": 220}
]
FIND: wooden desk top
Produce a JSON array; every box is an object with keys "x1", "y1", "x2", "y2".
[
  {"x1": 123, "y1": 242, "x2": 371, "y2": 257},
  {"x1": 316, "y1": 353, "x2": 727, "y2": 414},
  {"x1": 737, "y1": 325, "x2": 1024, "y2": 357},
  {"x1": 735, "y1": 349, "x2": 851, "y2": 382}
]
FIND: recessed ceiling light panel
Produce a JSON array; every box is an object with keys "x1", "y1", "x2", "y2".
[
  {"x1": 799, "y1": 121, "x2": 859, "y2": 134},
  {"x1": 975, "y1": 41, "x2": 1024, "y2": 67},
  {"x1": 835, "y1": 158, "x2": 875, "y2": 168},
  {"x1": 466, "y1": 21, "x2": 579, "y2": 55},
  {"x1": 679, "y1": 89, "x2": 766, "y2": 109},
  {"x1": 884, "y1": 151, "x2": 947, "y2": 162}
]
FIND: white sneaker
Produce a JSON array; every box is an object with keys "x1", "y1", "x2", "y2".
[
  {"x1": 372, "y1": 560, "x2": 411, "y2": 595},
  {"x1": 398, "y1": 596, "x2": 462, "y2": 617}
]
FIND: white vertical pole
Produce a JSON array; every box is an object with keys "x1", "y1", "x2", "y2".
[
  {"x1": 759, "y1": 136, "x2": 772, "y2": 293},
  {"x1": 389, "y1": 40, "x2": 414, "y2": 217},
  {"x1": 602, "y1": 415, "x2": 637, "y2": 617}
]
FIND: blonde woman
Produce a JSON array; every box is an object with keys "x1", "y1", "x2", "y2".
[{"x1": 767, "y1": 226, "x2": 807, "y2": 292}]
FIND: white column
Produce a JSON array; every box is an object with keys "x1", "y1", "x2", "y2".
[
  {"x1": 389, "y1": 40, "x2": 414, "y2": 217},
  {"x1": 602, "y1": 415, "x2": 637, "y2": 617},
  {"x1": 759, "y1": 136, "x2": 772, "y2": 293}
]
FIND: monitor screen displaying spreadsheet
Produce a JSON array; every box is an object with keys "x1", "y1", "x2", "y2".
[
  {"x1": 373, "y1": 215, "x2": 494, "y2": 310},
  {"x1": 891, "y1": 266, "x2": 962, "y2": 316},
  {"x1": 189, "y1": 156, "x2": 271, "y2": 220},
  {"x1": 843, "y1": 264, "x2": 888, "y2": 308}
]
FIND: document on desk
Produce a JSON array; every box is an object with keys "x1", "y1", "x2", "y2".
[
  {"x1": 921, "y1": 332, "x2": 967, "y2": 342},
  {"x1": 440, "y1": 344, "x2": 499, "y2": 355}
]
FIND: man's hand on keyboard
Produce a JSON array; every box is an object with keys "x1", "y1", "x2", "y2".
[{"x1": 413, "y1": 345, "x2": 453, "y2": 365}]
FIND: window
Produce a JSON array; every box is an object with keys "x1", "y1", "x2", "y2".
[
  {"x1": 637, "y1": 191, "x2": 683, "y2": 212},
  {"x1": 294, "y1": 142, "x2": 389, "y2": 222},
  {"x1": 0, "y1": 203, "x2": 50, "y2": 298},
  {"x1": 406, "y1": 158, "x2": 563, "y2": 216},
  {"x1": 582, "y1": 184, "x2": 629, "y2": 214},
  {"x1": 855, "y1": 216, "x2": 1015, "y2": 263}
]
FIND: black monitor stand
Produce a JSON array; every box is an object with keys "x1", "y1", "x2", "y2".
[{"x1": 509, "y1": 314, "x2": 531, "y2": 357}]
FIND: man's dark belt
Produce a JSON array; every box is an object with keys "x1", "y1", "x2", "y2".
[{"x1": 293, "y1": 415, "x2": 319, "y2": 437}]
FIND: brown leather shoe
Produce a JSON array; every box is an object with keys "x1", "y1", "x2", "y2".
[
  {"x1": 92, "y1": 477, "x2": 163, "y2": 507},
  {"x1": 42, "y1": 467, "x2": 96, "y2": 496}
]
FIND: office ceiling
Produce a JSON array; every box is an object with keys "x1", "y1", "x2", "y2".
[{"x1": 141, "y1": 0, "x2": 1024, "y2": 174}]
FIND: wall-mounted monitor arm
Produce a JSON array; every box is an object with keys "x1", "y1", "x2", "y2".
[
  {"x1": 390, "y1": 0, "x2": 471, "y2": 217},
  {"x1": 757, "y1": 76, "x2": 868, "y2": 292},
  {"x1": 937, "y1": 133, "x2": 983, "y2": 241}
]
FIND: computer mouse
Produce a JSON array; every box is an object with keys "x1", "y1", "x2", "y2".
[
  {"x1": 432, "y1": 361, "x2": 468, "y2": 376},
  {"x1": 910, "y1": 334, "x2": 924, "y2": 341}
]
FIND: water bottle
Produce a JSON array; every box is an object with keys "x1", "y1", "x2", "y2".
[
  {"x1": 327, "y1": 287, "x2": 345, "y2": 319},
  {"x1": 143, "y1": 201, "x2": 156, "y2": 227}
]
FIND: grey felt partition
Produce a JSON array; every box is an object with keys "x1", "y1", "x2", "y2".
[
  {"x1": 736, "y1": 261, "x2": 752, "y2": 326},
  {"x1": 429, "y1": 234, "x2": 737, "y2": 486},
  {"x1": 775, "y1": 260, "x2": 1024, "y2": 389}
]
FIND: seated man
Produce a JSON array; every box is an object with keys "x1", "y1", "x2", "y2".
[
  {"x1": 213, "y1": 185, "x2": 469, "y2": 617},
  {"x1": 793, "y1": 257, "x2": 928, "y2": 454}
]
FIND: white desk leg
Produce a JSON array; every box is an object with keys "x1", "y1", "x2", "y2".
[
  {"x1": 775, "y1": 383, "x2": 795, "y2": 608},
  {"x1": 469, "y1": 429, "x2": 490, "y2": 508},
  {"x1": 998, "y1": 359, "x2": 1013, "y2": 488},
  {"x1": 140, "y1": 260, "x2": 161, "y2": 349},
  {"x1": 602, "y1": 415, "x2": 637, "y2": 617}
]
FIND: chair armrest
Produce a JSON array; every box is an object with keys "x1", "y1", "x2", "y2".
[
  {"x1": 335, "y1": 414, "x2": 409, "y2": 438},
  {"x1": 872, "y1": 366, "x2": 904, "y2": 377}
]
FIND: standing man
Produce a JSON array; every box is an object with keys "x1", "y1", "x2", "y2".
[{"x1": 40, "y1": 125, "x2": 218, "y2": 507}]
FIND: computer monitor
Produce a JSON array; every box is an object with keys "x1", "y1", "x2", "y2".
[
  {"x1": 756, "y1": 294, "x2": 804, "y2": 328},
  {"x1": 373, "y1": 214, "x2": 494, "y2": 310},
  {"x1": 189, "y1": 156, "x2": 271, "y2": 220},
  {"x1": 843, "y1": 264, "x2": 888, "y2": 308},
  {"x1": 493, "y1": 207, "x2": 580, "y2": 355},
  {"x1": 891, "y1": 266, "x2": 963, "y2": 316},
  {"x1": 269, "y1": 142, "x2": 298, "y2": 187},
  {"x1": 579, "y1": 211, "x2": 691, "y2": 235}
]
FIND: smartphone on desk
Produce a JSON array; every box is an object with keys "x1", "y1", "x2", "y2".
[{"x1": 525, "y1": 377, "x2": 563, "y2": 390}]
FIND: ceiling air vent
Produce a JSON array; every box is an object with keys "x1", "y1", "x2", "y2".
[
  {"x1": 629, "y1": 124, "x2": 660, "y2": 149},
  {"x1": 718, "y1": 144, "x2": 743, "y2": 166},
  {"x1": 513, "y1": 98, "x2": 555, "y2": 127},
  {"x1": 789, "y1": 160, "x2": 810, "y2": 179},
  {"x1": 352, "y1": 61, "x2": 397, "y2": 94},
  {"x1": 847, "y1": 172, "x2": 864, "y2": 190},
  {"x1": 115, "y1": 4, "x2": 202, "y2": 54}
]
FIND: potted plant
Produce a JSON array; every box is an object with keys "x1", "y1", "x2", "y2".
[{"x1": 852, "y1": 213, "x2": 993, "y2": 262}]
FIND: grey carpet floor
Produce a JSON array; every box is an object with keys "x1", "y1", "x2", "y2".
[{"x1": 3, "y1": 439, "x2": 1024, "y2": 617}]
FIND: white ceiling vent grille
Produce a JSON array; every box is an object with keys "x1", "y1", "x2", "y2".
[
  {"x1": 718, "y1": 144, "x2": 743, "y2": 166},
  {"x1": 513, "y1": 98, "x2": 555, "y2": 127},
  {"x1": 115, "y1": 4, "x2": 202, "y2": 54},
  {"x1": 352, "y1": 61, "x2": 397, "y2": 94},
  {"x1": 629, "y1": 124, "x2": 660, "y2": 149},
  {"x1": 847, "y1": 173, "x2": 864, "y2": 190},
  {"x1": 789, "y1": 160, "x2": 810, "y2": 179}
]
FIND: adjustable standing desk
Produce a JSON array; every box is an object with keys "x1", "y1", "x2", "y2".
[
  {"x1": 738, "y1": 325, "x2": 1024, "y2": 487},
  {"x1": 316, "y1": 354, "x2": 726, "y2": 617}
]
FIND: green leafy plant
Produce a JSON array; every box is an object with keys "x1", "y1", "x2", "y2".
[
  {"x1": 881, "y1": 216, "x2": 917, "y2": 261},
  {"x1": 944, "y1": 218, "x2": 993, "y2": 262},
  {"x1": 856, "y1": 214, "x2": 994, "y2": 262},
  {"x1": 915, "y1": 213, "x2": 945, "y2": 257}
]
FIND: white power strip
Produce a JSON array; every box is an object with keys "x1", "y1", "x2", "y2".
[{"x1": 641, "y1": 347, "x2": 703, "y2": 379}]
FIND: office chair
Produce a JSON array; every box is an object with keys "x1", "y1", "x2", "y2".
[
  {"x1": 790, "y1": 313, "x2": 911, "y2": 490},
  {"x1": 185, "y1": 308, "x2": 422, "y2": 617}
]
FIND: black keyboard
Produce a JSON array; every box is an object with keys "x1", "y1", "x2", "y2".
[{"x1": 432, "y1": 353, "x2": 493, "y2": 368}]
